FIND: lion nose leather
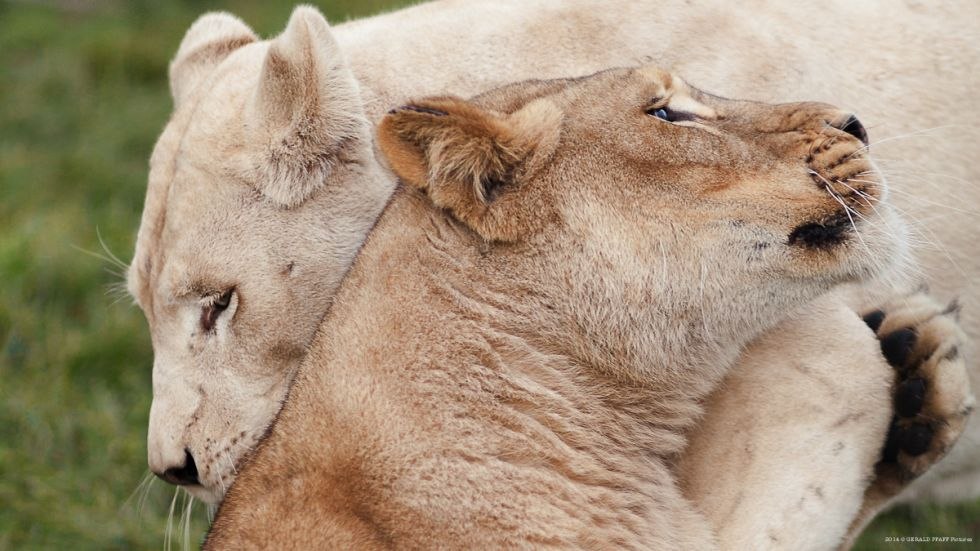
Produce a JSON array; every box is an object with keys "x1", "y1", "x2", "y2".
[
  {"x1": 834, "y1": 114, "x2": 869, "y2": 145},
  {"x1": 155, "y1": 449, "x2": 201, "y2": 486}
]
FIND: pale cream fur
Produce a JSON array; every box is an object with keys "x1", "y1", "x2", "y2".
[
  {"x1": 128, "y1": 0, "x2": 979, "y2": 538},
  {"x1": 203, "y1": 66, "x2": 904, "y2": 548}
]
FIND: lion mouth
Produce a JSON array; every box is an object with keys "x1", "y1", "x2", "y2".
[{"x1": 788, "y1": 212, "x2": 852, "y2": 249}]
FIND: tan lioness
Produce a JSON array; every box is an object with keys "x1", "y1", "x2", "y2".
[
  {"x1": 200, "y1": 64, "x2": 917, "y2": 548},
  {"x1": 129, "y1": 0, "x2": 978, "y2": 533}
]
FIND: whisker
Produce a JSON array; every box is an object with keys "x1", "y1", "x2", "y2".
[
  {"x1": 841, "y1": 180, "x2": 966, "y2": 278},
  {"x1": 122, "y1": 470, "x2": 154, "y2": 511},
  {"x1": 826, "y1": 187, "x2": 874, "y2": 256},
  {"x1": 181, "y1": 492, "x2": 194, "y2": 551},
  {"x1": 847, "y1": 124, "x2": 961, "y2": 158},
  {"x1": 808, "y1": 170, "x2": 881, "y2": 273},
  {"x1": 165, "y1": 486, "x2": 179, "y2": 551},
  {"x1": 96, "y1": 226, "x2": 130, "y2": 271},
  {"x1": 227, "y1": 453, "x2": 238, "y2": 476},
  {"x1": 71, "y1": 244, "x2": 129, "y2": 277},
  {"x1": 136, "y1": 475, "x2": 157, "y2": 521},
  {"x1": 851, "y1": 181, "x2": 980, "y2": 218},
  {"x1": 832, "y1": 181, "x2": 934, "y2": 280}
]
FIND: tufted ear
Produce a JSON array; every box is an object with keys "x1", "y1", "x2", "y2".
[
  {"x1": 377, "y1": 96, "x2": 562, "y2": 241},
  {"x1": 169, "y1": 12, "x2": 257, "y2": 107},
  {"x1": 245, "y1": 5, "x2": 367, "y2": 208}
]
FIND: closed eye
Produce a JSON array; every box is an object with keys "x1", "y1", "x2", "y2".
[{"x1": 201, "y1": 288, "x2": 234, "y2": 333}]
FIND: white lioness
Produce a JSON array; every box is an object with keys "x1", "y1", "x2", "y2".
[
  {"x1": 128, "y1": 0, "x2": 978, "y2": 538},
  {"x1": 199, "y1": 63, "x2": 920, "y2": 548}
]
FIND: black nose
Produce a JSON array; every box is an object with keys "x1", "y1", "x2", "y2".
[
  {"x1": 836, "y1": 114, "x2": 869, "y2": 146},
  {"x1": 156, "y1": 449, "x2": 200, "y2": 486}
]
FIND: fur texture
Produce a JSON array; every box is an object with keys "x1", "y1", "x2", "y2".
[
  {"x1": 128, "y1": 0, "x2": 980, "y2": 532},
  {"x1": 203, "y1": 66, "x2": 906, "y2": 548}
]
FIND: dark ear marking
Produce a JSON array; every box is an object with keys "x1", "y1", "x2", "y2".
[{"x1": 388, "y1": 105, "x2": 448, "y2": 116}]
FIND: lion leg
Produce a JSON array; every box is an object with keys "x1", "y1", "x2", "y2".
[
  {"x1": 678, "y1": 290, "x2": 975, "y2": 550},
  {"x1": 677, "y1": 293, "x2": 895, "y2": 550},
  {"x1": 838, "y1": 292, "x2": 975, "y2": 548}
]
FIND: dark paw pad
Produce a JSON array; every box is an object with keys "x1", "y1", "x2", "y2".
[
  {"x1": 882, "y1": 421, "x2": 935, "y2": 462},
  {"x1": 862, "y1": 310, "x2": 886, "y2": 332},
  {"x1": 865, "y1": 293, "x2": 971, "y2": 494},
  {"x1": 896, "y1": 423, "x2": 934, "y2": 457},
  {"x1": 880, "y1": 328, "x2": 917, "y2": 368},
  {"x1": 895, "y1": 377, "x2": 927, "y2": 418},
  {"x1": 881, "y1": 420, "x2": 901, "y2": 463}
]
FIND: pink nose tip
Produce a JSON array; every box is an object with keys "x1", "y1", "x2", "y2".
[{"x1": 154, "y1": 449, "x2": 200, "y2": 486}]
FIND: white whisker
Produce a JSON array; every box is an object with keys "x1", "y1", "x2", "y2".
[
  {"x1": 96, "y1": 226, "x2": 130, "y2": 271},
  {"x1": 121, "y1": 470, "x2": 161, "y2": 531},
  {"x1": 165, "y1": 486, "x2": 179, "y2": 551},
  {"x1": 180, "y1": 492, "x2": 194, "y2": 551},
  {"x1": 848, "y1": 124, "x2": 961, "y2": 158}
]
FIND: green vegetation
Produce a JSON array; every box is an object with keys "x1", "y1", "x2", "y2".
[{"x1": 0, "y1": 1, "x2": 975, "y2": 548}]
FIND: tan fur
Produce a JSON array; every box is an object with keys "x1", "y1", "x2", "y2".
[
  {"x1": 679, "y1": 291, "x2": 974, "y2": 550},
  {"x1": 128, "y1": 0, "x2": 980, "y2": 533},
  {"x1": 203, "y1": 67, "x2": 902, "y2": 548}
]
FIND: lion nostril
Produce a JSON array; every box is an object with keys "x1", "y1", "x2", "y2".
[
  {"x1": 837, "y1": 114, "x2": 869, "y2": 146},
  {"x1": 156, "y1": 449, "x2": 200, "y2": 487}
]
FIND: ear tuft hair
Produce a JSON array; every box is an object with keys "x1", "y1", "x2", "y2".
[
  {"x1": 380, "y1": 98, "x2": 522, "y2": 202},
  {"x1": 378, "y1": 96, "x2": 562, "y2": 240},
  {"x1": 169, "y1": 12, "x2": 257, "y2": 106}
]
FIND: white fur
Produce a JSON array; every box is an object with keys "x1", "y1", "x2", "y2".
[{"x1": 130, "y1": 0, "x2": 980, "y2": 537}]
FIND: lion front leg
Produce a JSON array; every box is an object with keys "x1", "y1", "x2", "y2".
[
  {"x1": 677, "y1": 293, "x2": 895, "y2": 550},
  {"x1": 677, "y1": 290, "x2": 974, "y2": 551}
]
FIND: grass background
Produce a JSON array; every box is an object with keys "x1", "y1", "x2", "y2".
[{"x1": 0, "y1": 0, "x2": 976, "y2": 548}]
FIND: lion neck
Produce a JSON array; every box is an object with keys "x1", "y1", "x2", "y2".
[
  {"x1": 335, "y1": 189, "x2": 719, "y2": 439},
  {"x1": 312, "y1": 191, "x2": 736, "y2": 464}
]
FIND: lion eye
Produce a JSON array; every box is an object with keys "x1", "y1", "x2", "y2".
[
  {"x1": 214, "y1": 289, "x2": 232, "y2": 309},
  {"x1": 647, "y1": 107, "x2": 677, "y2": 122},
  {"x1": 201, "y1": 289, "x2": 234, "y2": 333}
]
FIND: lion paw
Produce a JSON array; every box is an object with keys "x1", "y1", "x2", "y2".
[{"x1": 862, "y1": 292, "x2": 975, "y2": 486}]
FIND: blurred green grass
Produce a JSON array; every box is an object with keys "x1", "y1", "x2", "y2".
[{"x1": 0, "y1": 0, "x2": 975, "y2": 549}]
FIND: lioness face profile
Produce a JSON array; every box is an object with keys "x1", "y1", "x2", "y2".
[
  {"x1": 378, "y1": 67, "x2": 901, "y2": 387},
  {"x1": 127, "y1": 12, "x2": 392, "y2": 503}
]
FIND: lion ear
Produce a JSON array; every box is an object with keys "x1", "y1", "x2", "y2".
[
  {"x1": 169, "y1": 12, "x2": 257, "y2": 107},
  {"x1": 246, "y1": 6, "x2": 367, "y2": 208},
  {"x1": 377, "y1": 97, "x2": 562, "y2": 241}
]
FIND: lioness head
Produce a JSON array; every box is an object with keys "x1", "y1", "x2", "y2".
[
  {"x1": 376, "y1": 66, "x2": 903, "y2": 388},
  {"x1": 127, "y1": 8, "x2": 392, "y2": 503}
]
